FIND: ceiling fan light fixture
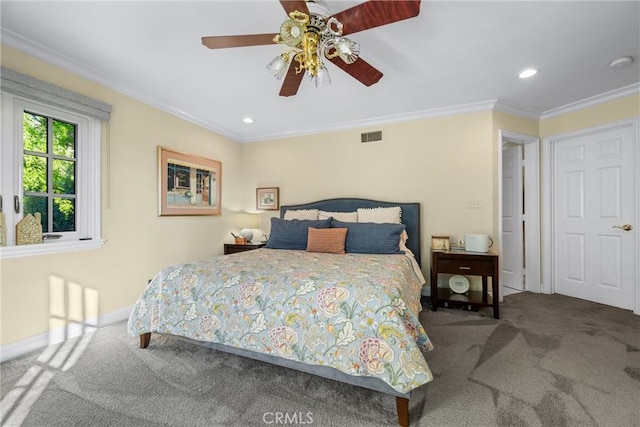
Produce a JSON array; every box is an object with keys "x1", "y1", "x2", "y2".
[
  {"x1": 273, "y1": 9, "x2": 348, "y2": 87},
  {"x1": 335, "y1": 38, "x2": 360, "y2": 64},
  {"x1": 315, "y1": 65, "x2": 332, "y2": 88},
  {"x1": 202, "y1": 0, "x2": 423, "y2": 97},
  {"x1": 266, "y1": 53, "x2": 290, "y2": 80},
  {"x1": 280, "y1": 18, "x2": 305, "y2": 47},
  {"x1": 325, "y1": 17, "x2": 344, "y2": 37}
]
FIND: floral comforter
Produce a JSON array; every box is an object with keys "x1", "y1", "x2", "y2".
[{"x1": 128, "y1": 248, "x2": 434, "y2": 393}]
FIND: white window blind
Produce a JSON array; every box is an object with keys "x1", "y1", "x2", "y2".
[{"x1": 1, "y1": 66, "x2": 111, "y2": 120}]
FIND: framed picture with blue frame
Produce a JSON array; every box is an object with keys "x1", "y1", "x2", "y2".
[{"x1": 158, "y1": 146, "x2": 222, "y2": 216}]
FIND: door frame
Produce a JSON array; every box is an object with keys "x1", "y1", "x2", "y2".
[
  {"x1": 542, "y1": 117, "x2": 640, "y2": 314},
  {"x1": 498, "y1": 130, "x2": 541, "y2": 297}
]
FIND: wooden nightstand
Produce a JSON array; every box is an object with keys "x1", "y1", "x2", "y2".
[
  {"x1": 224, "y1": 243, "x2": 265, "y2": 255},
  {"x1": 430, "y1": 249, "x2": 500, "y2": 319}
]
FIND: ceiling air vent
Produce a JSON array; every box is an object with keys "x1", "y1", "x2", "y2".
[{"x1": 361, "y1": 130, "x2": 382, "y2": 143}]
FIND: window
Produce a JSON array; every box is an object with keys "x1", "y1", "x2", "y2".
[
  {"x1": 23, "y1": 110, "x2": 77, "y2": 234},
  {"x1": 0, "y1": 95, "x2": 103, "y2": 258}
]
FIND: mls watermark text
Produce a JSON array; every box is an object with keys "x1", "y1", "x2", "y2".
[{"x1": 262, "y1": 412, "x2": 314, "y2": 425}]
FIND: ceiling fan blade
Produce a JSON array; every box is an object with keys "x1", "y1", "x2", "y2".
[
  {"x1": 280, "y1": 0, "x2": 309, "y2": 16},
  {"x1": 201, "y1": 34, "x2": 277, "y2": 49},
  {"x1": 327, "y1": 57, "x2": 383, "y2": 87},
  {"x1": 331, "y1": 0, "x2": 421, "y2": 36},
  {"x1": 279, "y1": 64, "x2": 305, "y2": 97}
]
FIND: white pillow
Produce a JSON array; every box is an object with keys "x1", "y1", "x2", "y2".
[
  {"x1": 357, "y1": 206, "x2": 401, "y2": 224},
  {"x1": 318, "y1": 210, "x2": 358, "y2": 222},
  {"x1": 283, "y1": 209, "x2": 319, "y2": 220},
  {"x1": 399, "y1": 231, "x2": 410, "y2": 252}
]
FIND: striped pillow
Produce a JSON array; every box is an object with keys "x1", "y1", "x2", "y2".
[{"x1": 306, "y1": 227, "x2": 347, "y2": 254}]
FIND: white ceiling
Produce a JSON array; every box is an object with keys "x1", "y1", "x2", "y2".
[{"x1": 1, "y1": 1, "x2": 639, "y2": 142}]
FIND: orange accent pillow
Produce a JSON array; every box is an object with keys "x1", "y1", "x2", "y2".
[{"x1": 306, "y1": 227, "x2": 347, "y2": 254}]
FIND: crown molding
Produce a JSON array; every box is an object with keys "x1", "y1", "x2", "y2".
[
  {"x1": 541, "y1": 82, "x2": 640, "y2": 119},
  {"x1": 1, "y1": 28, "x2": 240, "y2": 142},
  {"x1": 241, "y1": 100, "x2": 501, "y2": 143},
  {"x1": 493, "y1": 101, "x2": 541, "y2": 121}
]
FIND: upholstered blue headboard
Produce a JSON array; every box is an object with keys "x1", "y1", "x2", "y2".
[{"x1": 280, "y1": 198, "x2": 421, "y2": 267}]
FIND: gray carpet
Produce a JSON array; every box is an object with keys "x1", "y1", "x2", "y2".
[{"x1": 2, "y1": 292, "x2": 639, "y2": 426}]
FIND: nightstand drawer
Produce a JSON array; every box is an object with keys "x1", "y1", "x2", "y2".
[
  {"x1": 436, "y1": 259, "x2": 495, "y2": 276},
  {"x1": 224, "y1": 243, "x2": 265, "y2": 255}
]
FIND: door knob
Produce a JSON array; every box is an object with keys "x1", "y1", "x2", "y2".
[{"x1": 612, "y1": 224, "x2": 633, "y2": 231}]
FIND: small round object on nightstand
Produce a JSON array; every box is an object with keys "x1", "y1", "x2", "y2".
[
  {"x1": 449, "y1": 275, "x2": 470, "y2": 294},
  {"x1": 240, "y1": 229, "x2": 254, "y2": 242}
]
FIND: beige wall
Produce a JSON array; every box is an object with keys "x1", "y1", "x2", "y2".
[
  {"x1": 1, "y1": 46, "x2": 244, "y2": 346},
  {"x1": 241, "y1": 111, "x2": 497, "y2": 275},
  {"x1": 242, "y1": 110, "x2": 540, "y2": 292},
  {"x1": 540, "y1": 94, "x2": 640, "y2": 137}
]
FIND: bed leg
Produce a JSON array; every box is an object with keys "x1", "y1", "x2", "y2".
[
  {"x1": 140, "y1": 333, "x2": 151, "y2": 349},
  {"x1": 396, "y1": 396, "x2": 409, "y2": 427}
]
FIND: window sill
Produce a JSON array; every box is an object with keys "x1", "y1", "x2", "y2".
[{"x1": 0, "y1": 239, "x2": 106, "y2": 259}]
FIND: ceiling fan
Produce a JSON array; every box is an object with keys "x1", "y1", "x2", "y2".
[{"x1": 201, "y1": 0, "x2": 422, "y2": 97}]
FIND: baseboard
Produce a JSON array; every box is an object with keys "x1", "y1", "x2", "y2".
[
  {"x1": 0, "y1": 305, "x2": 133, "y2": 363},
  {"x1": 502, "y1": 287, "x2": 524, "y2": 297}
]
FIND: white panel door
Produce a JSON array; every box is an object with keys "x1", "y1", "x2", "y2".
[
  {"x1": 553, "y1": 125, "x2": 636, "y2": 309},
  {"x1": 502, "y1": 145, "x2": 524, "y2": 290}
]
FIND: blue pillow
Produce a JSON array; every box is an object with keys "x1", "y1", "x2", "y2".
[
  {"x1": 265, "y1": 217, "x2": 333, "y2": 250},
  {"x1": 333, "y1": 220, "x2": 406, "y2": 254}
]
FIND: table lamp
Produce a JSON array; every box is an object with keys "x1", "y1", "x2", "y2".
[{"x1": 235, "y1": 213, "x2": 259, "y2": 243}]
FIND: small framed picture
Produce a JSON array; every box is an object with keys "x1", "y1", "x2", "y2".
[
  {"x1": 431, "y1": 235, "x2": 450, "y2": 250},
  {"x1": 256, "y1": 187, "x2": 279, "y2": 211}
]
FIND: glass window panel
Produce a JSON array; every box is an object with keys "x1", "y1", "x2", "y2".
[
  {"x1": 53, "y1": 159, "x2": 75, "y2": 194},
  {"x1": 23, "y1": 195, "x2": 48, "y2": 232},
  {"x1": 53, "y1": 119, "x2": 76, "y2": 158},
  {"x1": 53, "y1": 198, "x2": 75, "y2": 232},
  {"x1": 23, "y1": 112, "x2": 48, "y2": 153},
  {"x1": 23, "y1": 154, "x2": 48, "y2": 193}
]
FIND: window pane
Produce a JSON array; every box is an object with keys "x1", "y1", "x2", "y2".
[
  {"x1": 53, "y1": 159, "x2": 75, "y2": 194},
  {"x1": 53, "y1": 119, "x2": 76, "y2": 158},
  {"x1": 23, "y1": 154, "x2": 47, "y2": 193},
  {"x1": 23, "y1": 112, "x2": 47, "y2": 153},
  {"x1": 23, "y1": 195, "x2": 48, "y2": 232},
  {"x1": 53, "y1": 198, "x2": 75, "y2": 232}
]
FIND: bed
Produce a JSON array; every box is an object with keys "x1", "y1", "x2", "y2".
[{"x1": 128, "y1": 198, "x2": 433, "y2": 426}]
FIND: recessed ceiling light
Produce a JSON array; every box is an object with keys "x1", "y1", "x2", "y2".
[
  {"x1": 518, "y1": 68, "x2": 539, "y2": 79},
  {"x1": 609, "y1": 56, "x2": 634, "y2": 69},
  {"x1": 242, "y1": 117, "x2": 254, "y2": 124}
]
